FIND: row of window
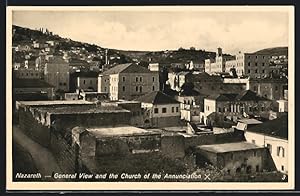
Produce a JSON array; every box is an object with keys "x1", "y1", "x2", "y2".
[
  {"x1": 247, "y1": 55, "x2": 270, "y2": 59},
  {"x1": 83, "y1": 80, "x2": 97, "y2": 85},
  {"x1": 206, "y1": 105, "x2": 266, "y2": 112},
  {"x1": 247, "y1": 69, "x2": 267, "y2": 74},
  {"x1": 154, "y1": 107, "x2": 179, "y2": 114},
  {"x1": 59, "y1": 82, "x2": 67, "y2": 86},
  {"x1": 19, "y1": 72, "x2": 40, "y2": 77},
  {"x1": 266, "y1": 143, "x2": 285, "y2": 157},
  {"x1": 248, "y1": 62, "x2": 268, "y2": 66},
  {"x1": 253, "y1": 86, "x2": 279, "y2": 91},
  {"x1": 120, "y1": 76, "x2": 156, "y2": 82}
]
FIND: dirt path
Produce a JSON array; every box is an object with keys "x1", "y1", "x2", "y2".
[{"x1": 13, "y1": 125, "x2": 64, "y2": 181}]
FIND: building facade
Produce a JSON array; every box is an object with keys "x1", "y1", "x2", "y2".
[
  {"x1": 244, "y1": 115, "x2": 288, "y2": 174},
  {"x1": 44, "y1": 56, "x2": 70, "y2": 92},
  {"x1": 203, "y1": 90, "x2": 272, "y2": 124},
  {"x1": 98, "y1": 63, "x2": 159, "y2": 101},
  {"x1": 135, "y1": 91, "x2": 181, "y2": 128}
]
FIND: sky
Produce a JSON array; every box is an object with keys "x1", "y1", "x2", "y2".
[{"x1": 12, "y1": 8, "x2": 290, "y2": 54}]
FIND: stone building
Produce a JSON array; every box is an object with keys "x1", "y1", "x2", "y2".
[
  {"x1": 244, "y1": 115, "x2": 288, "y2": 174},
  {"x1": 203, "y1": 90, "x2": 272, "y2": 125},
  {"x1": 98, "y1": 63, "x2": 159, "y2": 101},
  {"x1": 135, "y1": 91, "x2": 181, "y2": 128},
  {"x1": 195, "y1": 142, "x2": 268, "y2": 175},
  {"x1": 247, "y1": 78, "x2": 288, "y2": 100},
  {"x1": 70, "y1": 71, "x2": 99, "y2": 92},
  {"x1": 204, "y1": 48, "x2": 235, "y2": 74},
  {"x1": 44, "y1": 56, "x2": 70, "y2": 92}
]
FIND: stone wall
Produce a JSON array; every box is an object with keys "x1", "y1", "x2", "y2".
[
  {"x1": 185, "y1": 131, "x2": 245, "y2": 149},
  {"x1": 161, "y1": 135, "x2": 185, "y2": 159},
  {"x1": 50, "y1": 131, "x2": 79, "y2": 174},
  {"x1": 18, "y1": 107, "x2": 51, "y2": 147}
]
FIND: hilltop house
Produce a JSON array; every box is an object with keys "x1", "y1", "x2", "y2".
[
  {"x1": 98, "y1": 63, "x2": 159, "y2": 101},
  {"x1": 135, "y1": 91, "x2": 181, "y2": 128}
]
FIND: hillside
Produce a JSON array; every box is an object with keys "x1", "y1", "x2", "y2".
[
  {"x1": 117, "y1": 48, "x2": 235, "y2": 64},
  {"x1": 253, "y1": 47, "x2": 288, "y2": 56}
]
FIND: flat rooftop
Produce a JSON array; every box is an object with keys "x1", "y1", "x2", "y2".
[
  {"x1": 35, "y1": 105, "x2": 130, "y2": 114},
  {"x1": 87, "y1": 126, "x2": 160, "y2": 137},
  {"x1": 196, "y1": 142, "x2": 263, "y2": 153},
  {"x1": 17, "y1": 100, "x2": 94, "y2": 106},
  {"x1": 238, "y1": 118, "x2": 263, "y2": 125}
]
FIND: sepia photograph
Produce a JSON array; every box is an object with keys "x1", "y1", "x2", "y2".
[{"x1": 6, "y1": 6, "x2": 295, "y2": 190}]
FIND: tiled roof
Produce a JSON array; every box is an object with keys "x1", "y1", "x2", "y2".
[
  {"x1": 206, "y1": 90, "x2": 269, "y2": 102},
  {"x1": 72, "y1": 71, "x2": 99, "y2": 78},
  {"x1": 135, "y1": 91, "x2": 179, "y2": 104},
  {"x1": 207, "y1": 93, "x2": 237, "y2": 101},
  {"x1": 247, "y1": 114, "x2": 288, "y2": 140},
  {"x1": 102, "y1": 63, "x2": 151, "y2": 75},
  {"x1": 235, "y1": 90, "x2": 269, "y2": 101},
  {"x1": 14, "y1": 79, "x2": 54, "y2": 88}
]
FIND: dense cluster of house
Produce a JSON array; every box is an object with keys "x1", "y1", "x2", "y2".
[{"x1": 12, "y1": 37, "x2": 289, "y2": 180}]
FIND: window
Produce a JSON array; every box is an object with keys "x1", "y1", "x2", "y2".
[
  {"x1": 262, "y1": 56, "x2": 265, "y2": 59},
  {"x1": 122, "y1": 86, "x2": 125, "y2": 92},
  {"x1": 140, "y1": 77, "x2": 143, "y2": 82},
  {"x1": 152, "y1": 77, "x2": 155, "y2": 82},
  {"x1": 262, "y1": 70, "x2": 265, "y2": 73},
  {"x1": 254, "y1": 151, "x2": 257, "y2": 156},
  {"x1": 248, "y1": 70, "x2": 251, "y2": 74},
  {"x1": 218, "y1": 107, "x2": 222, "y2": 112},
  {"x1": 162, "y1": 108, "x2": 167, "y2": 113},
  {"x1": 282, "y1": 148, "x2": 285, "y2": 157},
  {"x1": 277, "y1": 146, "x2": 281, "y2": 156},
  {"x1": 255, "y1": 62, "x2": 258, "y2": 66},
  {"x1": 83, "y1": 80, "x2": 86, "y2": 84},
  {"x1": 207, "y1": 106, "x2": 209, "y2": 111},
  {"x1": 275, "y1": 86, "x2": 278, "y2": 91},
  {"x1": 26, "y1": 73, "x2": 29, "y2": 76},
  {"x1": 249, "y1": 106, "x2": 252, "y2": 112},
  {"x1": 176, "y1": 107, "x2": 179, "y2": 112},
  {"x1": 281, "y1": 165, "x2": 284, "y2": 171},
  {"x1": 122, "y1": 76, "x2": 125, "y2": 82},
  {"x1": 248, "y1": 62, "x2": 251, "y2": 66},
  {"x1": 252, "y1": 139, "x2": 255, "y2": 144},
  {"x1": 140, "y1": 86, "x2": 142, "y2": 92},
  {"x1": 31, "y1": 73, "x2": 33, "y2": 76},
  {"x1": 172, "y1": 107, "x2": 174, "y2": 113},
  {"x1": 63, "y1": 83, "x2": 66, "y2": 86},
  {"x1": 136, "y1": 77, "x2": 138, "y2": 82},
  {"x1": 152, "y1": 86, "x2": 155, "y2": 91},
  {"x1": 255, "y1": 69, "x2": 258, "y2": 73},
  {"x1": 136, "y1": 86, "x2": 138, "y2": 92},
  {"x1": 255, "y1": 56, "x2": 258, "y2": 59},
  {"x1": 256, "y1": 165, "x2": 259, "y2": 172},
  {"x1": 262, "y1": 63, "x2": 265, "y2": 66},
  {"x1": 154, "y1": 108, "x2": 159, "y2": 113}
]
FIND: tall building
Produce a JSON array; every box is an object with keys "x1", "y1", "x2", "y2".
[
  {"x1": 205, "y1": 48, "x2": 235, "y2": 74},
  {"x1": 205, "y1": 48, "x2": 276, "y2": 78},
  {"x1": 44, "y1": 56, "x2": 70, "y2": 92},
  {"x1": 98, "y1": 63, "x2": 159, "y2": 101}
]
